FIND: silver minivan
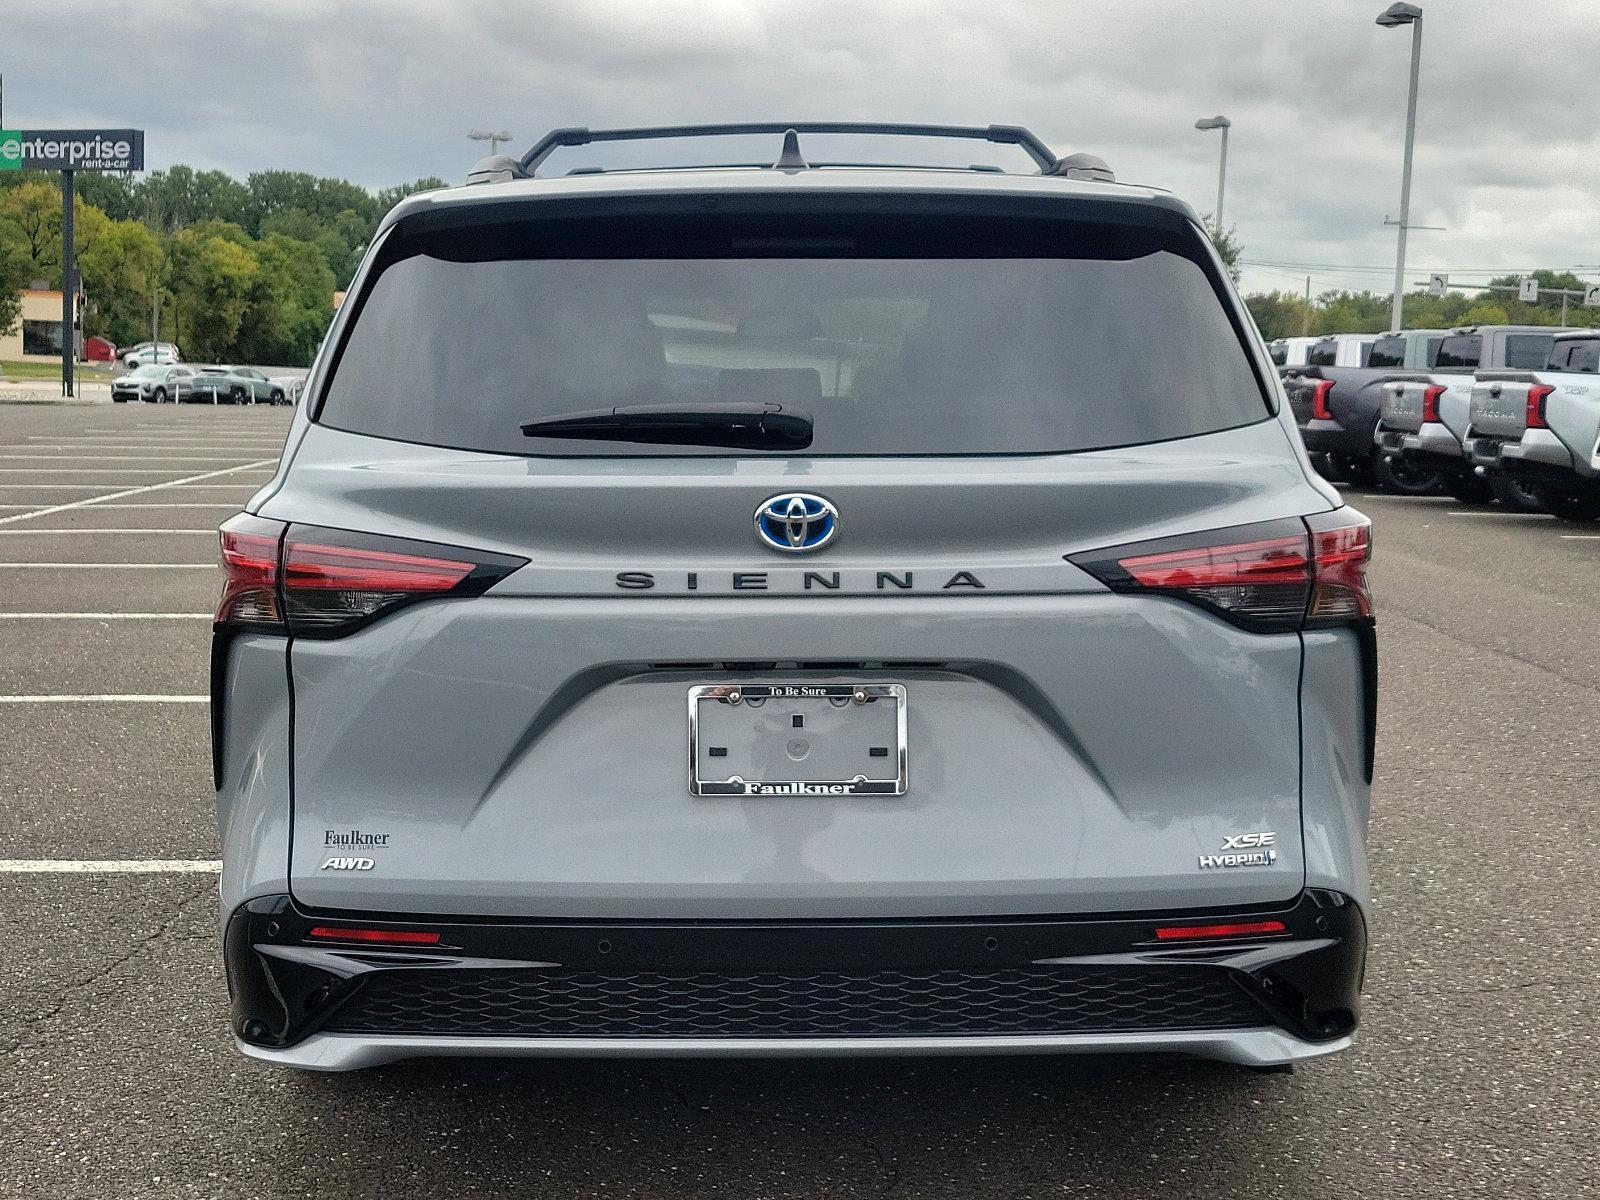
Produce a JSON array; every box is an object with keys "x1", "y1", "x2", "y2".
[{"x1": 212, "y1": 123, "x2": 1374, "y2": 1072}]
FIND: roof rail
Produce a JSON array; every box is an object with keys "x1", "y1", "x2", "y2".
[{"x1": 512, "y1": 122, "x2": 1062, "y2": 178}]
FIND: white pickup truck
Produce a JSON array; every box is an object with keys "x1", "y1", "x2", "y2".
[
  {"x1": 1464, "y1": 330, "x2": 1600, "y2": 521},
  {"x1": 1374, "y1": 325, "x2": 1564, "y2": 505}
]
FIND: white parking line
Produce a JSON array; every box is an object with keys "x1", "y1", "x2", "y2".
[
  {"x1": 0, "y1": 563, "x2": 214, "y2": 568},
  {"x1": 0, "y1": 613, "x2": 211, "y2": 619},
  {"x1": 0, "y1": 459, "x2": 274, "y2": 526},
  {"x1": 1559, "y1": 533, "x2": 1600, "y2": 540},
  {"x1": 0, "y1": 694, "x2": 208, "y2": 702},
  {"x1": 72, "y1": 502, "x2": 238, "y2": 509},
  {"x1": 0, "y1": 860, "x2": 220, "y2": 873},
  {"x1": 1445, "y1": 511, "x2": 1552, "y2": 519},
  {"x1": 0, "y1": 455, "x2": 254, "y2": 462},
  {"x1": 0, "y1": 528, "x2": 213, "y2": 535},
  {"x1": 0, "y1": 468, "x2": 248, "y2": 474}
]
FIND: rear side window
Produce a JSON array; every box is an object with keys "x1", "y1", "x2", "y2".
[
  {"x1": 1269, "y1": 343, "x2": 1288, "y2": 366},
  {"x1": 1368, "y1": 337, "x2": 1405, "y2": 368},
  {"x1": 1551, "y1": 338, "x2": 1600, "y2": 372},
  {"x1": 1504, "y1": 333, "x2": 1555, "y2": 370},
  {"x1": 318, "y1": 212, "x2": 1270, "y2": 457},
  {"x1": 1424, "y1": 337, "x2": 1443, "y2": 368},
  {"x1": 1435, "y1": 335, "x2": 1481, "y2": 369},
  {"x1": 1307, "y1": 340, "x2": 1338, "y2": 367}
]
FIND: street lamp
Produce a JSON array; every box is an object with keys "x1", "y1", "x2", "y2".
[
  {"x1": 1194, "y1": 115, "x2": 1231, "y2": 235},
  {"x1": 468, "y1": 128, "x2": 513, "y2": 157},
  {"x1": 1378, "y1": 2, "x2": 1423, "y2": 331}
]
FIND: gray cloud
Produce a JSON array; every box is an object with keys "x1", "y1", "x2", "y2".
[{"x1": 7, "y1": 0, "x2": 1597, "y2": 295}]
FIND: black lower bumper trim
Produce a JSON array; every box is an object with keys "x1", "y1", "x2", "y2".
[{"x1": 224, "y1": 891, "x2": 1366, "y2": 1050}]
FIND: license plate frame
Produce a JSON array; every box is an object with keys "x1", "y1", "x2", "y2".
[{"x1": 687, "y1": 683, "x2": 908, "y2": 797}]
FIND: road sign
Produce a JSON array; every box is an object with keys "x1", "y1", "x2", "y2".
[
  {"x1": 0, "y1": 130, "x2": 20, "y2": 171},
  {"x1": 1586, "y1": 285, "x2": 1600, "y2": 308},
  {"x1": 1519, "y1": 277, "x2": 1539, "y2": 303},
  {"x1": 1428, "y1": 274, "x2": 1448, "y2": 296},
  {"x1": 12, "y1": 129, "x2": 143, "y2": 172}
]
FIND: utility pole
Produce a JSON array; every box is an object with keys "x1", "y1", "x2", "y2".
[{"x1": 1302, "y1": 276, "x2": 1312, "y2": 336}]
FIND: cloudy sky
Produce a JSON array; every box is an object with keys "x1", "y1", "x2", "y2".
[{"x1": 7, "y1": 0, "x2": 1596, "y2": 297}]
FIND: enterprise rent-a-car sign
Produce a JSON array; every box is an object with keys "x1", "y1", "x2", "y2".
[{"x1": 0, "y1": 129, "x2": 144, "y2": 172}]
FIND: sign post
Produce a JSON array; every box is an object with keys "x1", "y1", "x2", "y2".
[{"x1": 0, "y1": 129, "x2": 145, "y2": 396}]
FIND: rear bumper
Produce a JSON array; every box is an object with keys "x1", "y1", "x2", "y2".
[
  {"x1": 1468, "y1": 428, "x2": 1590, "y2": 478},
  {"x1": 224, "y1": 890, "x2": 1366, "y2": 1071},
  {"x1": 1375, "y1": 421, "x2": 1461, "y2": 460},
  {"x1": 1300, "y1": 419, "x2": 1371, "y2": 456}
]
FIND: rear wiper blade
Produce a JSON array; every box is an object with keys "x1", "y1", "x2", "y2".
[{"x1": 521, "y1": 402, "x2": 813, "y2": 451}]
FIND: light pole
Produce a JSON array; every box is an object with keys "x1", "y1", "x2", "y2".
[
  {"x1": 1378, "y1": 2, "x2": 1423, "y2": 331},
  {"x1": 1194, "y1": 116, "x2": 1231, "y2": 234},
  {"x1": 468, "y1": 128, "x2": 513, "y2": 157}
]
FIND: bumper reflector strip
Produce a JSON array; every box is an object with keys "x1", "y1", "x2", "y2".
[
  {"x1": 307, "y1": 926, "x2": 442, "y2": 946},
  {"x1": 1153, "y1": 920, "x2": 1287, "y2": 942}
]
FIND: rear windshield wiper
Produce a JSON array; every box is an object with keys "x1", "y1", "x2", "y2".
[{"x1": 521, "y1": 402, "x2": 813, "y2": 451}]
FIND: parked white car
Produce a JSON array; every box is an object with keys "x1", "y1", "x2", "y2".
[{"x1": 121, "y1": 341, "x2": 183, "y2": 368}]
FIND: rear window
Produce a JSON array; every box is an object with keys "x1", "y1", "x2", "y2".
[
  {"x1": 1307, "y1": 340, "x2": 1338, "y2": 367},
  {"x1": 318, "y1": 213, "x2": 1270, "y2": 457},
  {"x1": 1552, "y1": 338, "x2": 1600, "y2": 373},
  {"x1": 1504, "y1": 333, "x2": 1555, "y2": 370},
  {"x1": 1368, "y1": 336, "x2": 1406, "y2": 368},
  {"x1": 1269, "y1": 342, "x2": 1288, "y2": 366},
  {"x1": 1435, "y1": 335, "x2": 1481, "y2": 369},
  {"x1": 1424, "y1": 336, "x2": 1443, "y2": 368}
]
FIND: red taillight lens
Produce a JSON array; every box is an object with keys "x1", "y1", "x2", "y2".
[
  {"x1": 1526, "y1": 383, "x2": 1553, "y2": 430},
  {"x1": 1310, "y1": 379, "x2": 1336, "y2": 422},
  {"x1": 1154, "y1": 920, "x2": 1287, "y2": 942},
  {"x1": 214, "y1": 521, "x2": 527, "y2": 636},
  {"x1": 1421, "y1": 384, "x2": 1446, "y2": 424},
  {"x1": 1070, "y1": 512, "x2": 1374, "y2": 633},
  {"x1": 216, "y1": 515, "x2": 286, "y2": 627},
  {"x1": 1306, "y1": 517, "x2": 1373, "y2": 625},
  {"x1": 306, "y1": 926, "x2": 442, "y2": 946}
]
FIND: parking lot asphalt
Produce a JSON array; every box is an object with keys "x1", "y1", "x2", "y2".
[{"x1": 0, "y1": 403, "x2": 1595, "y2": 1200}]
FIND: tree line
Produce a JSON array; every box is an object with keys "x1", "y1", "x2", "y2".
[
  {"x1": 0, "y1": 167, "x2": 444, "y2": 365},
  {"x1": 1243, "y1": 270, "x2": 1594, "y2": 341}
]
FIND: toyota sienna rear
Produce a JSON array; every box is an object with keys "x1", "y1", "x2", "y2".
[{"x1": 212, "y1": 124, "x2": 1373, "y2": 1072}]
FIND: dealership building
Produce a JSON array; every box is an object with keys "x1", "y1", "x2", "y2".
[{"x1": 0, "y1": 288, "x2": 68, "y2": 361}]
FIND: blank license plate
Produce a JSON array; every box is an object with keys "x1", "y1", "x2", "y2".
[{"x1": 688, "y1": 684, "x2": 907, "y2": 797}]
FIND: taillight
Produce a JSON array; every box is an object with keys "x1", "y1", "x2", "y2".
[
  {"x1": 1310, "y1": 379, "x2": 1336, "y2": 422},
  {"x1": 214, "y1": 517, "x2": 527, "y2": 636},
  {"x1": 216, "y1": 515, "x2": 286, "y2": 627},
  {"x1": 1421, "y1": 384, "x2": 1446, "y2": 424},
  {"x1": 1069, "y1": 511, "x2": 1373, "y2": 633},
  {"x1": 1526, "y1": 383, "x2": 1553, "y2": 430}
]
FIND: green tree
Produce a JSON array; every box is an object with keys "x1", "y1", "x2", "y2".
[
  {"x1": 1312, "y1": 291, "x2": 1391, "y2": 335},
  {"x1": 234, "y1": 233, "x2": 335, "y2": 365},
  {"x1": 1462, "y1": 301, "x2": 1509, "y2": 325},
  {"x1": 1244, "y1": 290, "x2": 1309, "y2": 341},
  {"x1": 1199, "y1": 216, "x2": 1241, "y2": 284},
  {"x1": 0, "y1": 236, "x2": 30, "y2": 341},
  {"x1": 167, "y1": 229, "x2": 260, "y2": 360},
  {"x1": 78, "y1": 220, "x2": 164, "y2": 347}
]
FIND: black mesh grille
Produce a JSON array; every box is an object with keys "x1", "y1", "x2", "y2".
[{"x1": 324, "y1": 966, "x2": 1265, "y2": 1038}]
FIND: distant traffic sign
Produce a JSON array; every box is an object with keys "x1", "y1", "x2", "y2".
[
  {"x1": 13, "y1": 129, "x2": 143, "y2": 172},
  {"x1": 1428, "y1": 273, "x2": 1448, "y2": 296},
  {"x1": 1518, "y1": 277, "x2": 1539, "y2": 303},
  {"x1": 1586, "y1": 285, "x2": 1600, "y2": 308}
]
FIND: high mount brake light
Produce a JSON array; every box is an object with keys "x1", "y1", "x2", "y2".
[
  {"x1": 1069, "y1": 512, "x2": 1373, "y2": 634},
  {"x1": 1310, "y1": 379, "x2": 1336, "y2": 422},
  {"x1": 1526, "y1": 383, "x2": 1554, "y2": 430},
  {"x1": 1421, "y1": 384, "x2": 1446, "y2": 424},
  {"x1": 214, "y1": 516, "x2": 527, "y2": 636}
]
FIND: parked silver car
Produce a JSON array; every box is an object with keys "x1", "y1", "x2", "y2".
[
  {"x1": 110, "y1": 363, "x2": 195, "y2": 402},
  {"x1": 213, "y1": 122, "x2": 1374, "y2": 1074},
  {"x1": 178, "y1": 366, "x2": 288, "y2": 405}
]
